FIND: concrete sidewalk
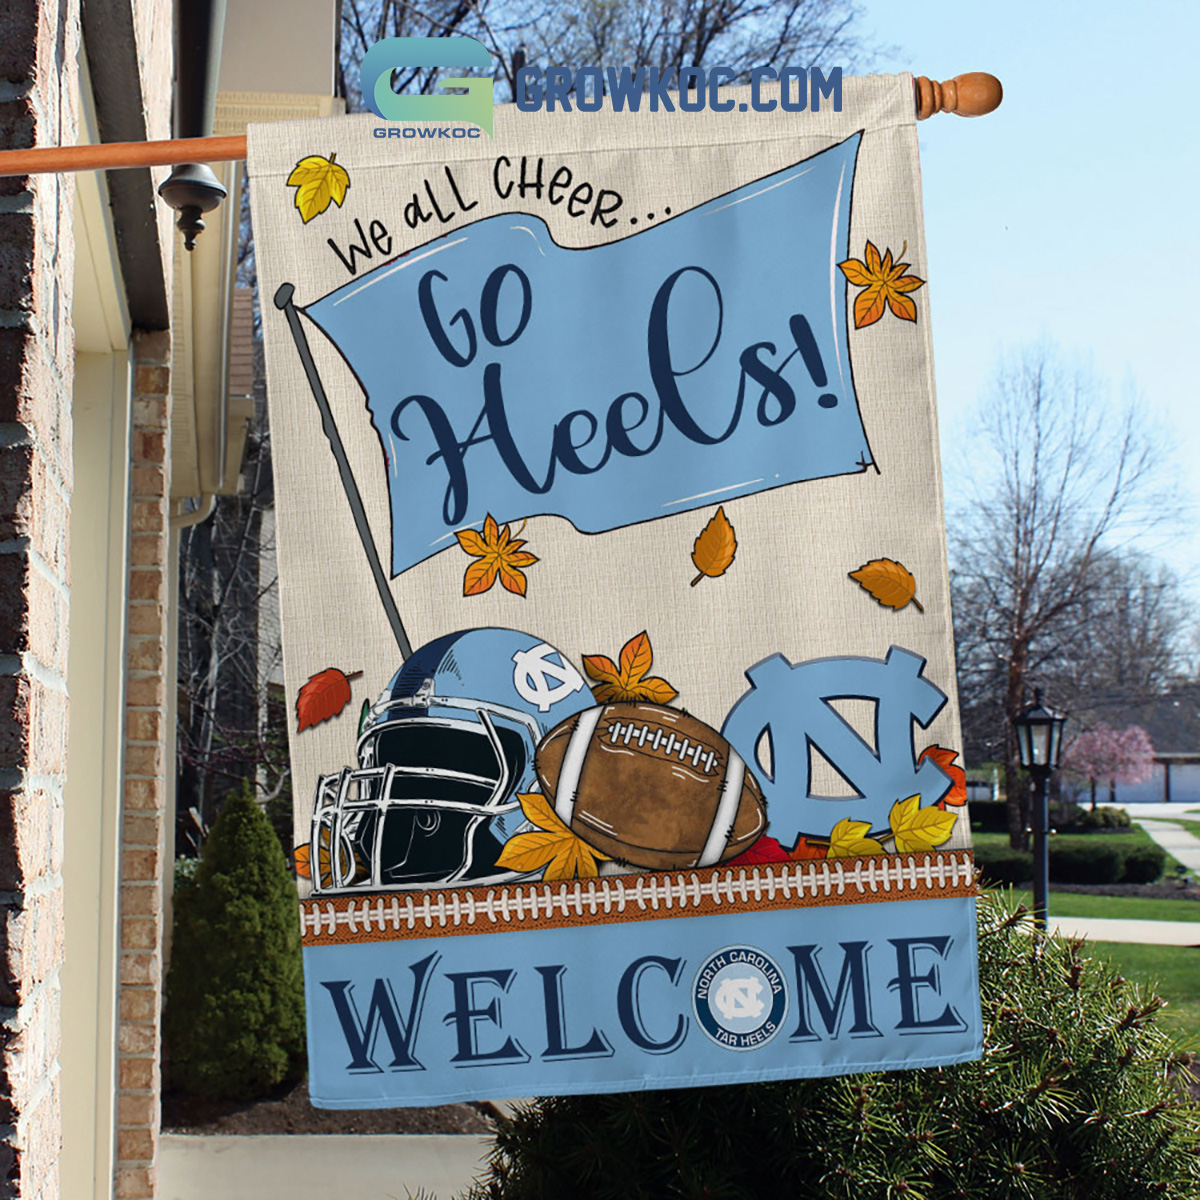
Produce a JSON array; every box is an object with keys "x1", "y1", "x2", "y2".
[
  {"x1": 159, "y1": 1133, "x2": 490, "y2": 1200},
  {"x1": 1133, "y1": 817, "x2": 1200, "y2": 873},
  {"x1": 1049, "y1": 915, "x2": 1200, "y2": 946}
]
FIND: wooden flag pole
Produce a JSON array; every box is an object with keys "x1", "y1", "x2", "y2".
[
  {"x1": 0, "y1": 73, "x2": 1000, "y2": 178},
  {"x1": 0, "y1": 133, "x2": 247, "y2": 177}
]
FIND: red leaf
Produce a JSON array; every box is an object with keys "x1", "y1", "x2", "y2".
[
  {"x1": 727, "y1": 835, "x2": 791, "y2": 867},
  {"x1": 919, "y1": 744, "x2": 968, "y2": 807},
  {"x1": 296, "y1": 667, "x2": 360, "y2": 731}
]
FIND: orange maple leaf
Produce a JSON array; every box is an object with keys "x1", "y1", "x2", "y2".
[
  {"x1": 839, "y1": 240, "x2": 925, "y2": 329},
  {"x1": 919, "y1": 745, "x2": 969, "y2": 809},
  {"x1": 582, "y1": 631, "x2": 678, "y2": 705},
  {"x1": 455, "y1": 514, "x2": 539, "y2": 597}
]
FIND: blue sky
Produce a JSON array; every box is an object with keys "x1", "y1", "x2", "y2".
[{"x1": 864, "y1": 0, "x2": 1199, "y2": 593}]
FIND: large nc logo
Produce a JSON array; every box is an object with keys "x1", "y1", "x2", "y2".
[
  {"x1": 360, "y1": 36, "x2": 494, "y2": 135},
  {"x1": 512, "y1": 644, "x2": 585, "y2": 713},
  {"x1": 721, "y1": 646, "x2": 951, "y2": 842}
]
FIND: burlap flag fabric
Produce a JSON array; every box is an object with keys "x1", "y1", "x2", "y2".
[{"x1": 248, "y1": 73, "x2": 982, "y2": 1109}]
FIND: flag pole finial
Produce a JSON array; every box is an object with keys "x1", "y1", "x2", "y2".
[{"x1": 915, "y1": 73, "x2": 1003, "y2": 120}]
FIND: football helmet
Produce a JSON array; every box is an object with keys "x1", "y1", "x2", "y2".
[{"x1": 309, "y1": 627, "x2": 595, "y2": 893}]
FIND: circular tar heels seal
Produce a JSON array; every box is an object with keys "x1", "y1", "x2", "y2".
[{"x1": 692, "y1": 945, "x2": 788, "y2": 1051}]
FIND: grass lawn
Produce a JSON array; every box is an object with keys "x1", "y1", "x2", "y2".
[
  {"x1": 1175, "y1": 819, "x2": 1200, "y2": 841},
  {"x1": 1003, "y1": 888, "x2": 1200, "y2": 923},
  {"x1": 1085, "y1": 941, "x2": 1200, "y2": 1042}
]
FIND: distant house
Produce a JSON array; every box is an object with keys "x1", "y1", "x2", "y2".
[{"x1": 1077, "y1": 684, "x2": 1200, "y2": 805}]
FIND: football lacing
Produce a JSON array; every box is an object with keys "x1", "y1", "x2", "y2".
[{"x1": 606, "y1": 719, "x2": 718, "y2": 774}]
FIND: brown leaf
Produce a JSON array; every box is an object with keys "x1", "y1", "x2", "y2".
[
  {"x1": 584, "y1": 631, "x2": 679, "y2": 705},
  {"x1": 296, "y1": 667, "x2": 362, "y2": 731},
  {"x1": 456, "y1": 513, "x2": 538, "y2": 598},
  {"x1": 848, "y1": 558, "x2": 924, "y2": 613},
  {"x1": 690, "y1": 506, "x2": 737, "y2": 586},
  {"x1": 839, "y1": 239, "x2": 926, "y2": 329}
]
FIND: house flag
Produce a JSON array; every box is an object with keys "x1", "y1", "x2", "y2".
[{"x1": 248, "y1": 73, "x2": 982, "y2": 1109}]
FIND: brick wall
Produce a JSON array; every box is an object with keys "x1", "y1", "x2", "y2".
[
  {"x1": 114, "y1": 333, "x2": 171, "y2": 1200},
  {"x1": 0, "y1": 1, "x2": 80, "y2": 1197}
]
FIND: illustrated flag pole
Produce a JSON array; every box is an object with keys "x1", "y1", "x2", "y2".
[
  {"x1": 273, "y1": 282, "x2": 413, "y2": 659},
  {"x1": 0, "y1": 74, "x2": 1001, "y2": 177}
]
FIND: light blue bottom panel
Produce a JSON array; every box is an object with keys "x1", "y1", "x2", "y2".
[{"x1": 304, "y1": 895, "x2": 982, "y2": 1108}]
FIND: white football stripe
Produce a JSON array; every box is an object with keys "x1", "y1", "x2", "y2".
[
  {"x1": 554, "y1": 707, "x2": 603, "y2": 824},
  {"x1": 699, "y1": 750, "x2": 746, "y2": 867}
]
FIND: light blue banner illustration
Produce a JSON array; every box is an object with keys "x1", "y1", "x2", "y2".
[
  {"x1": 304, "y1": 896, "x2": 980, "y2": 1108},
  {"x1": 303, "y1": 134, "x2": 869, "y2": 577}
]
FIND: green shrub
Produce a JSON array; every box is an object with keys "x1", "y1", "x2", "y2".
[
  {"x1": 973, "y1": 843, "x2": 1031, "y2": 886},
  {"x1": 164, "y1": 781, "x2": 305, "y2": 1101},
  {"x1": 468, "y1": 892, "x2": 1200, "y2": 1200},
  {"x1": 1049, "y1": 800, "x2": 1087, "y2": 829},
  {"x1": 968, "y1": 801, "x2": 1010, "y2": 834},
  {"x1": 1077, "y1": 805, "x2": 1132, "y2": 831},
  {"x1": 1049, "y1": 840, "x2": 1124, "y2": 884},
  {"x1": 1122, "y1": 844, "x2": 1167, "y2": 884}
]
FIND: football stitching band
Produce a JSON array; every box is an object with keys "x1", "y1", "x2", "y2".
[
  {"x1": 698, "y1": 750, "x2": 746, "y2": 867},
  {"x1": 554, "y1": 706, "x2": 603, "y2": 825},
  {"x1": 298, "y1": 851, "x2": 978, "y2": 944}
]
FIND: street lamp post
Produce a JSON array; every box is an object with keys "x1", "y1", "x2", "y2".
[{"x1": 1013, "y1": 689, "x2": 1067, "y2": 930}]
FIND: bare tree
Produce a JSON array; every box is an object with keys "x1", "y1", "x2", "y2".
[
  {"x1": 336, "y1": 0, "x2": 876, "y2": 107},
  {"x1": 949, "y1": 347, "x2": 1179, "y2": 848},
  {"x1": 176, "y1": 348, "x2": 291, "y2": 854}
]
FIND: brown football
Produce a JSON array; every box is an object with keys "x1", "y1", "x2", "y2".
[{"x1": 534, "y1": 703, "x2": 766, "y2": 870}]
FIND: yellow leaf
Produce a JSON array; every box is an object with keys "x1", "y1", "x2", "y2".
[
  {"x1": 495, "y1": 829, "x2": 568, "y2": 873},
  {"x1": 888, "y1": 794, "x2": 957, "y2": 853},
  {"x1": 515, "y1": 791, "x2": 570, "y2": 837},
  {"x1": 286, "y1": 153, "x2": 350, "y2": 224},
  {"x1": 848, "y1": 558, "x2": 924, "y2": 613},
  {"x1": 691, "y1": 506, "x2": 737, "y2": 586},
  {"x1": 827, "y1": 817, "x2": 884, "y2": 858}
]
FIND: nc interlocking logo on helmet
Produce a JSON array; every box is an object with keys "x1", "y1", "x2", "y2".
[{"x1": 360, "y1": 36, "x2": 495, "y2": 136}]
